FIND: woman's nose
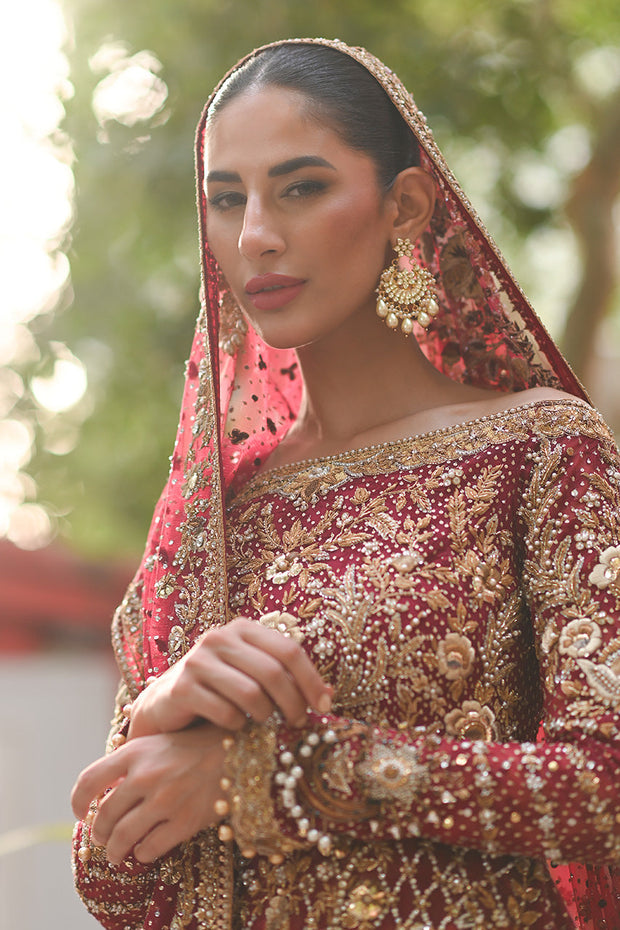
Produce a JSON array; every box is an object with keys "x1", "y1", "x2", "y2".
[{"x1": 238, "y1": 197, "x2": 285, "y2": 259}]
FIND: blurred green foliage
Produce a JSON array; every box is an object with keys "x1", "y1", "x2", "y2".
[{"x1": 26, "y1": 0, "x2": 620, "y2": 556}]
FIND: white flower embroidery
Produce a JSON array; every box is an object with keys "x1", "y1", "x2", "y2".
[
  {"x1": 558, "y1": 619, "x2": 602, "y2": 658},
  {"x1": 589, "y1": 546, "x2": 620, "y2": 589},
  {"x1": 437, "y1": 633, "x2": 475, "y2": 680},
  {"x1": 259, "y1": 610, "x2": 305, "y2": 644},
  {"x1": 541, "y1": 622, "x2": 558, "y2": 655},
  {"x1": 265, "y1": 554, "x2": 302, "y2": 585}
]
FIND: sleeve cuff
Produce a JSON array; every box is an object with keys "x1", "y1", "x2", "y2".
[{"x1": 225, "y1": 714, "x2": 380, "y2": 859}]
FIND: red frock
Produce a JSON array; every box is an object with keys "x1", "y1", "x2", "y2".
[{"x1": 74, "y1": 400, "x2": 620, "y2": 929}]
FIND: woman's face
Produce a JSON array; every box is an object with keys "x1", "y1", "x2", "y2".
[{"x1": 205, "y1": 86, "x2": 395, "y2": 350}]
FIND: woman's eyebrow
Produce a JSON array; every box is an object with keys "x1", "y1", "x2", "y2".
[
  {"x1": 268, "y1": 155, "x2": 336, "y2": 177},
  {"x1": 205, "y1": 169, "x2": 241, "y2": 183},
  {"x1": 205, "y1": 155, "x2": 336, "y2": 185}
]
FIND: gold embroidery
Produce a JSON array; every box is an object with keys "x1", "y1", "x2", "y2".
[
  {"x1": 226, "y1": 721, "x2": 303, "y2": 857},
  {"x1": 111, "y1": 577, "x2": 145, "y2": 698},
  {"x1": 222, "y1": 400, "x2": 619, "y2": 928},
  {"x1": 80, "y1": 401, "x2": 619, "y2": 929},
  {"x1": 259, "y1": 610, "x2": 305, "y2": 643},
  {"x1": 357, "y1": 743, "x2": 426, "y2": 805},
  {"x1": 437, "y1": 632, "x2": 475, "y2": 681},
  {"x1": 444, "y1": 700, "x2": 497, "y2": 741}
]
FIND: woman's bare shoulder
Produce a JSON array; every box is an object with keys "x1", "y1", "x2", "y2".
[
  {"x1": 473, "y1": 385, "x2": 588, "y2": 418},
  {"x1": 509, "y1": 386, "x2": 585, "y2": 405},
  {"x1": 408, "y1": 385, "x2": 588, "y2": 437}
]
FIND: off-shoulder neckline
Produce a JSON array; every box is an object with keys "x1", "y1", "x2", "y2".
[{"x1": 239, "y1": 397, "x2": 594, "y2": 487}]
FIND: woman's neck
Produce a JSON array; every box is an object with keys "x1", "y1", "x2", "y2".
[{"x1": 290, "y1": 310, "x2": 481, "y2": 451}]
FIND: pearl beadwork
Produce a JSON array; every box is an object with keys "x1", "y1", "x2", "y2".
[{"x1": 276, "y1": 730, "x2": 334, "y2": 857}]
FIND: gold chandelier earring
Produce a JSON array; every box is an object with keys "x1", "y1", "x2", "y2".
[
  {"x1": 376, "y1": 238, "x2": 439, "y2": 335},
  {"x1": 218, "y1": 280, "x2": 248, "y2": 356}
]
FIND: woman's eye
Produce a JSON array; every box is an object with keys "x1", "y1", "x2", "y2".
[
  {"x1": 283, "y1": 180, "x2": 326, "y2": 199},
  {"x1": 208, "y1": 191, "x2": 246, "y2": 211}
]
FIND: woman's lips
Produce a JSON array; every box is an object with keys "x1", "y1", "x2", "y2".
[{"x1": 245, "y1": 274, "x2": 306, "y2": 311}]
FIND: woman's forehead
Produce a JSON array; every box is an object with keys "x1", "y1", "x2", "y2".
[
  {"x1": 204, "y1": 86, "x2": 358, "y2": 172},
  {"x1": 207, "y1": 86, "x2": 315, "y2": 141}
]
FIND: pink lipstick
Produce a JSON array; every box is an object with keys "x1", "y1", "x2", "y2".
[{"x1": 245, "y1": 274, "x2": 306, "y2": 311}]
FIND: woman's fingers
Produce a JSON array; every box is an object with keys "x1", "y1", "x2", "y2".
[
  {"x1": 103, "y1": 802, "x2": 165, "y2": 865},
  {"x1": 177, "y1": 661, "x2": 277, "y2": 728},
  {"x1": 96, "y1": 773, "x2": 203, "y2": 864},
  {"x1": 202, "y1": 618, "x2": 332, "y2": 718},
  {"x1": 113, "y1": 796, "x2": 210, "y2": 865},
  {"x1": 73, "y1": 725, "x2": 227, "y2": 864},
  {"x1": 182, "y1": 645, "x2": 309, "y2": 728},
  {"x1": 133, "y1": 812, "x2": 200, "y2": 864},
  {"x1": 71, "y1": 751, "x2": 128, "y2": 820}
]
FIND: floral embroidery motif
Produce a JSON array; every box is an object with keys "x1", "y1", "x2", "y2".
[
  {"x1": 558, "y1": 619, "x2": 602, "y2": 658},
  {"x1": 265, "y1": 553, "x2": 302, "y2": 585},
  {"x1": 589, "y1": 546, "x2": 620, "y2": 589},
  {"x1": 437, "y1": 632, "x2": 475, "y2": 680},
  {"x1": 168, "y1": 625, "x2": 188, "y2": 661},
  {"x1": 439, "y1": 230, "x2": 485, "y2": 302},
  {"x1": 357, "y1": 744, "x2": 424, "y2": 804},
  {"x1": 444, "y1": 700, "x2": 496, "y2": 740},
  {"x1": 541, "y1": 622, "x2": 558, "y2": 656},
  {"x1": 470, "y1": 552, "x2": 512, "y2": 603},
  {"x1": 154, "y1": 574, "x2": 176, "y2": 598},
  {"x1": 258, "y1": 610, "x2": 305, "y2": 644},
  {"x1": 391, "y1": 551, "x2": 423, "y2": 574}
]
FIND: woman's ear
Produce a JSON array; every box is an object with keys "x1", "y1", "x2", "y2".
[{"x1": 387, "y1": 167, "x2": 436, "y2": 243}]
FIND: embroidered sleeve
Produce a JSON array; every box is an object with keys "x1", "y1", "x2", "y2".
[{"x1": 226, "y1": 428, "x2": 620, "y2": 865}]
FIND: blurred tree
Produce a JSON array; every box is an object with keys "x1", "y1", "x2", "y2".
[{"x1": 19, "y1": 0, "x2": 620, "y2": 556}]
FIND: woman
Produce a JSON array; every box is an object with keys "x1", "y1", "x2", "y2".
[{"x1": 71, "y1": 39, "x2": 620, "y2": 929}]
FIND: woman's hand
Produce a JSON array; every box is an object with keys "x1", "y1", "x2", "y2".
[
  {"x1": 71, "y1": 723, "x2": 227, "y2": 865},
  {"x1": 128, "y1": 617, "x2": 332, "y2": 739}
]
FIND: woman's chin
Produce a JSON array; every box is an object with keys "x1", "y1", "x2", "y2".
[{"x1": 250, "y1": 322, "x2": 317, "y2": 353}]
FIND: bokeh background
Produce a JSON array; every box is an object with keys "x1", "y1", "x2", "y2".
[{"x1": 1, "y1": 1, "x2": 619, "y2": 926}]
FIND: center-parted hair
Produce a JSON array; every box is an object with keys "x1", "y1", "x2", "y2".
[{"x1": 208, "y1": 44, "x2": 420, "y2": 190}]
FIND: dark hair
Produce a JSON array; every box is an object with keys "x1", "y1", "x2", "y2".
[{"x1": 208, "y1": 44, "x2": 420, "y2": 190}]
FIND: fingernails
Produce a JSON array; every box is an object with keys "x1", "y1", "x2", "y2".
[
  {"x1": 317, "y1": 693, "x2": 332, "y2": 714},
  {"x1": 294, "y1": 713, "x2": 308, "y2": 728}
]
